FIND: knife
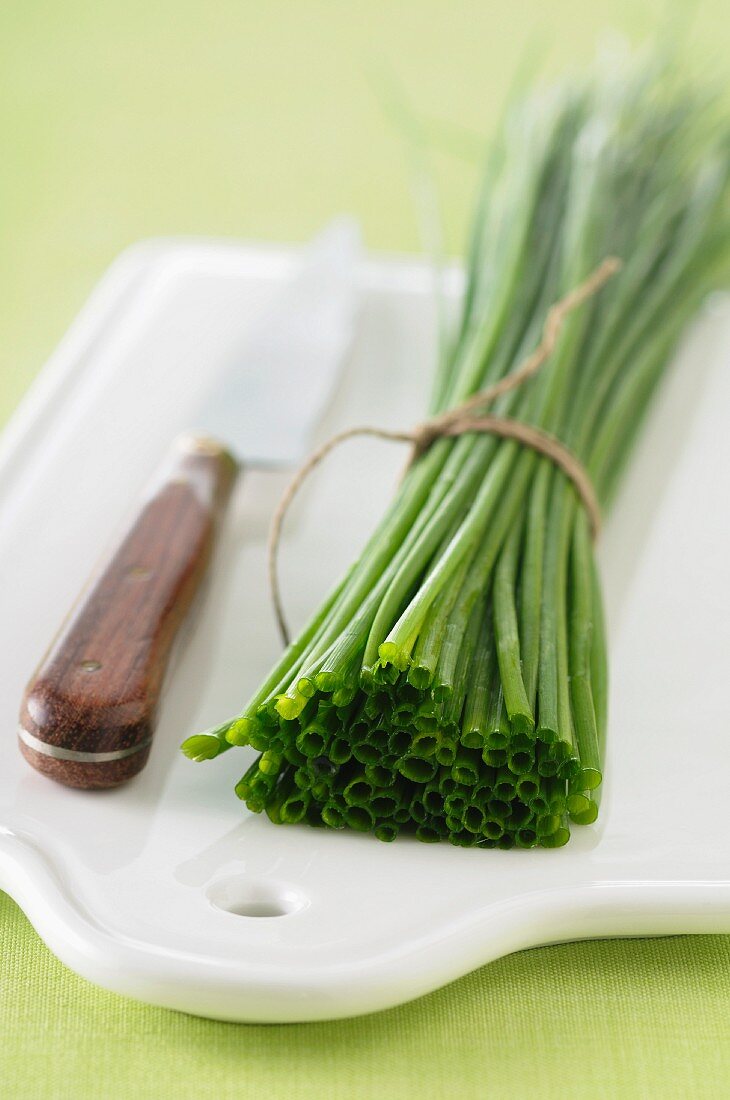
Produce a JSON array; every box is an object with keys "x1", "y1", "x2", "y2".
[{"x1": 18, "y1": 220, "x2": 360, "y2": 790}]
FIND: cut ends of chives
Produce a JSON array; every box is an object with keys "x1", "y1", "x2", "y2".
[
  {"x1": 197, "y1": 549, "x2": 603, "y2": 849},
  {"x1": 183, "y1": 51, "x2": 730, "y2": 852}
]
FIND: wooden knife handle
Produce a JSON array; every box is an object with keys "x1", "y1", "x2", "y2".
[{"x1": 18, "y1": 436, "x2": 238, "y2": 790}]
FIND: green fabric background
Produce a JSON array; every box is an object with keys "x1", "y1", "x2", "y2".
[{"x1": 1, "y1": 2, "x2": 729, "y2": 1096}]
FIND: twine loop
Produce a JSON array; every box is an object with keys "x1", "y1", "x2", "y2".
[{"x1": 269, "y1": 257, "x2": 621, "y2": 645}]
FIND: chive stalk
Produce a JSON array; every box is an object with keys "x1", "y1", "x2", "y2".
[{"x1": 185, "y1": 53, "x2": 730, "y2": 850}]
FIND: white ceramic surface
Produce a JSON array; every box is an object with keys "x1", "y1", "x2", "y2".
[{"x1": 1, "y1": 239, "x2": 729, "y2": 1024}]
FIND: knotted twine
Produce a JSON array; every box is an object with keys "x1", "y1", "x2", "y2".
[{"x1": 269, "y1": 256, "x2": 621, "y2": 646}]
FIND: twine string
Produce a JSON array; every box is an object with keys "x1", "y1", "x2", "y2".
[{"x1": 269, "y1": 256, "x2": 621, "y2": 646}]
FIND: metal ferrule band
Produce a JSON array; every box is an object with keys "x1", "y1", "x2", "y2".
[{"x1": 17, "y1": 725, "x2": 151, "y2": 764}]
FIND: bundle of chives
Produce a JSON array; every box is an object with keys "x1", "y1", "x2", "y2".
[{"x1": 183, "y1": 53, "x2": 730, "y2": 849}]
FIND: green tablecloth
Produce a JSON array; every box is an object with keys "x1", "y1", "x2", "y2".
[
  {"x1": 1, "y1": 2, "x2": 728, "y2": 1095},
  {"x1": 3, "y1": 889, "x2": 729, "y2": 1099}
]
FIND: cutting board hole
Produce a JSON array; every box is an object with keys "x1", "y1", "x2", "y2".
[{"x1": 206, "y1": 876, "x2": 307, "y2": 919}]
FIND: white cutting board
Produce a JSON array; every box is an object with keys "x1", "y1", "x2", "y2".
[{"x1": 1, "y1": 239, "x2": 729, "y2": 1024}]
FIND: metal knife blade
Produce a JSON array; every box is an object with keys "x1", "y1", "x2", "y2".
[{"x1": 194, "y1": 216, "x2": 361, "y2": 468}]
